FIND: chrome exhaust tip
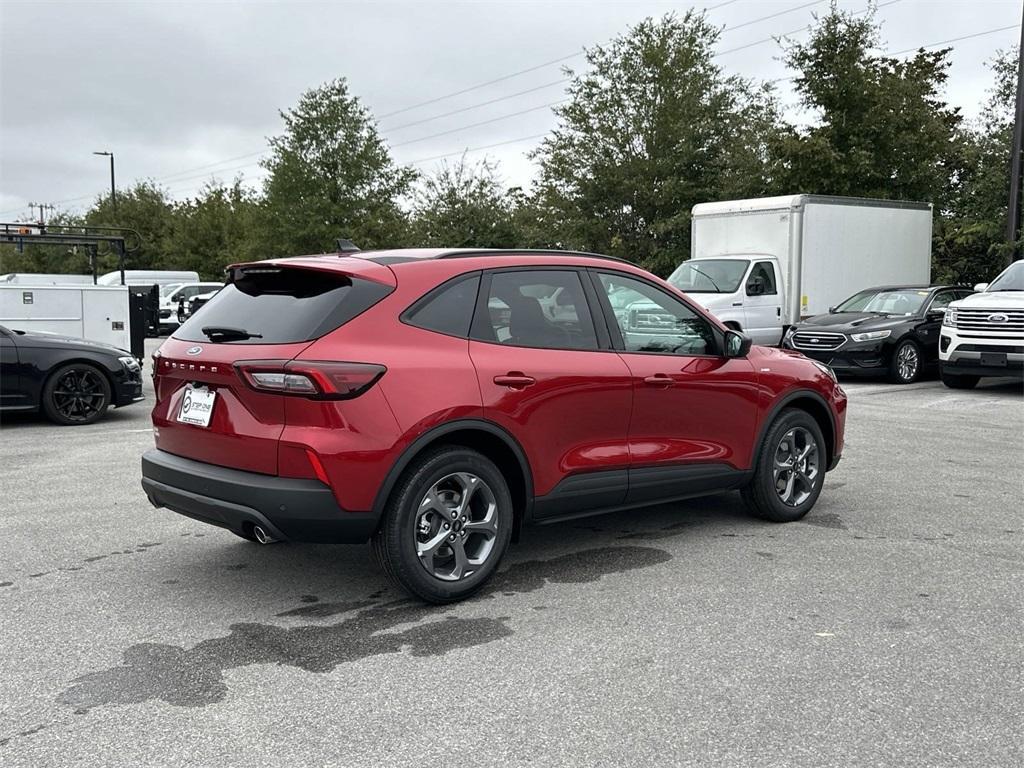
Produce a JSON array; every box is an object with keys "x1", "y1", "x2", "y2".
[{"x1": 252, "y1": 525, "x2": 277, "y2": 545}]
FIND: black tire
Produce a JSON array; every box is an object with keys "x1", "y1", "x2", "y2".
[
  {"x1": 41, "y1": 363, "x2": 111, "y2": 426},
  {"x1": 940, "y1": 370, "x2": 979, "y2": 389},
  {"x1": 371, "y1": 446, "x2": 513, "y2": 604},
  {"x1": 888, "y1": 338, "x2": 923, "y2": 384},
  {"x1": 741, "y1": 408, "x2": 827, "y2": 522}
]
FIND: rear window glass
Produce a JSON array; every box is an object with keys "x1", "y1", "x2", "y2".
[{"x1": 174, "y1": 268, "x2": 392, "y2": 344}]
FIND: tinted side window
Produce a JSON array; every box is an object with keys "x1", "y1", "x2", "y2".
[
  {"x1": 598, "y1": 272, "x2": 715, "y2": 356},
  {"x1": 747, "y1": 262, "x2": 777, "y2": 296},
  {"x1": 478, "y1": 270, "x2": 598, "y2": 351},
  {"x1": 405, "y1": 274, "x2": 480, "y2": 337}
]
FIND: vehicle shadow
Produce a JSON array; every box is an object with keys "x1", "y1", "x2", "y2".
[{"x1": 0, "y1": 405, "x2": 146, "y2": 430}]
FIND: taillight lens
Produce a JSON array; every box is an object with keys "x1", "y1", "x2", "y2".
[{"x1": 235, "y1": 360, "x2": 386, "y2": 400}]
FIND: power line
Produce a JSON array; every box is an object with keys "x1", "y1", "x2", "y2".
[
  {"x1": 390, "y1": 100, "x2": 567, "y2": 149},
  {"x1": 384, "y1": 78, "x2": 570, "y2": 132},
  {"x1": 717, "y1": 0, "x2": 903, "y2": 57},
  {"x1": 721, "y1": 0, "x2": 827, "y2": 35}
]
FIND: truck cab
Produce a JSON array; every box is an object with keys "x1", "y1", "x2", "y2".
[{"x1": 667, "y1": 255, "x2": 783, "y2": 346}]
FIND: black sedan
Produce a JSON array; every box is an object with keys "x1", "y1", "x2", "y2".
[
  {"x1": 782, "y1": 285, "x2": 975, "y2": 384},
  {"x1": 0, "y1": 324, "x2": 144, "y2": 425}
]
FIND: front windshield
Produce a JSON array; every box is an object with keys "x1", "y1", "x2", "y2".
[
  {"x1": 159, "y1": 283, "x2": 183, "y2": 298},
  {"x1": 835, "y1": 288, "x2": 929, "y2": 315},
  {"x1": 987, "y1": 261, "x2": 1024, "y2": 291},
  {"x1": 668, "y1": 259, "x2": 749, "y2": 293}
]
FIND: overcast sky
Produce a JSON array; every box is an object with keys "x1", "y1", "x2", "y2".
[{"x1": 0, "y1": 0, "x2": 1020, "y2": 221}]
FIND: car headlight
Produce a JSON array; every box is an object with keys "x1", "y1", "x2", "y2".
[
  {"x1": 810, "y1": 360, "x2": 838, "y2": 382},
  {"x1": 943, "y1": 308, "x2": 957, "y2": 327},
  {"x1": 118, "y1": 355, "x2": 141, "y2": 372},
  {"x1": 850, "y1": 329, "x2": 891, "y2": 342}
]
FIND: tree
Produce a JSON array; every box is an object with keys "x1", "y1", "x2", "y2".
[
  {"x1": 933, "y1": 48, "x2": 1020, "y2": 283},
  {"x1": 531, "y1": 11, "x2": 782, "y2": 274},
  {"x1": 410, "y1": 157, "x2": 521, "y2": 247},
  {"x1": 84, "y1": 181, "x2": 177, "y2": 274},
  {"x1": 776, "y1": 3, "x2": 962, "y2": 206},
  {"x1": 259, "y1": 78, "x2": 416, "y2": 256},
  {"x1": 171, "y1": 181, "x2": 261, "y2": 279}
]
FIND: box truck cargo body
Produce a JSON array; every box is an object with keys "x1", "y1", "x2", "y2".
[
  {"x1": 671, "y1": 195, "x2": 933, "y2": 346},
  {"x1": 0, "y1": 284, "x2": 131, "y2": 351}
]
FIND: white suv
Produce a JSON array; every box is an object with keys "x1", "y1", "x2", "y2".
[{"x1": 940, "y1": 261, "x2": 1024, "y2": 388}]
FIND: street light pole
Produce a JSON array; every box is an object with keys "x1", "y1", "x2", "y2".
[{"x1": 92, "y1": 150, "x2": 116, "y2": 214}]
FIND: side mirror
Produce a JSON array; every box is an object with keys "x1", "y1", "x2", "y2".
[
  {"x1": 926, "y1": 309, "x2": 944, "y2": 321},
  {"x1": 973, "y1": 282, "x2": 989, "y2": 292},
  {"x1": 828, "y1": 306, "x2": 836, "y2": 314},
  {"x1": 724, "y1": 329, "x2": 752, "y2": 358}
]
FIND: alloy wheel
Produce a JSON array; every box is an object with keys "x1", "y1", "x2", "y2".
[
  {"x1": 773, "y1": 427, "x2": 820, "y2": 507},
  {"x1": 414, "y1": 472, "x2": 499, "y2": 581},
  {"x1": 896, "y1": 343, "x2": 919, "y2": 382},
  {"x1": 51, "y1": 368, "x2": 107, "y2": 423}
]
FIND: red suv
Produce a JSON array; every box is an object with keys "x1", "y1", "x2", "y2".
[{"x1": 142, "y1": 249, "x2": 846, "y2": 602}]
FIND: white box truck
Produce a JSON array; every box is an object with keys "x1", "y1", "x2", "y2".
[
  {"x1": 668, "y1": 195, "x2": 933, "y2": 346},
  {"x1": 0, "y1": 284, "x2": 131, "y2": 351}
]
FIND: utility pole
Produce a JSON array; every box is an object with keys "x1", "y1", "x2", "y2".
[
  {"x1": 1006, "y1": 11, "x2": 1024, "y2": 264},
  {"x1": 27, "y1": 202, "x2": 55, "y2": 226}
]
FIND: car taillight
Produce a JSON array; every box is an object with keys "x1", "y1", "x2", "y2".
[{"x1": 235, "y1": 360, "x2": 386, "y2": 400}]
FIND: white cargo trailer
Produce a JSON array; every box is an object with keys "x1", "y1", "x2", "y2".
[
  {"x1": 0, "y1": 284, "x2": 131, "y2": 351},
  {"x1": 669, "y1": 195, "x2": 933, "y2": 346}
]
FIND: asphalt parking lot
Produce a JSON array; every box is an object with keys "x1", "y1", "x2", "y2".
[{"x1": 1, "y1": 340, "x2": 1022, "y2": 767}]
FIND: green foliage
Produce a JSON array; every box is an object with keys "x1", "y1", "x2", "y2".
[
  {"x1": 530, "y1": 12, "x2": 782, "y2": 274},
  {"x1": 171, "y1": 181, "x2": 261, "y2": 279},
  {"x1": 410, "y1": 157, "x2": 521, "y2": 247},
  {"x1": 259, "y1": 78, "x2": 416, "y2": 256},
  {"x1": 776, "y1": 3, "x2": 962, "y2": 206},
  {"x1": 84, "y1": 181, "x2": 177, "y2": 273}
]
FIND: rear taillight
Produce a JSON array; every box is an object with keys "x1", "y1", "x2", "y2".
[{"x1": 235, "y1": 360, "x2": 386, "y2": 400}]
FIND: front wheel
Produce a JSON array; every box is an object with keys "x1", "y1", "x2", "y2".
[
  {"x1": 371, "y1": 447, "x2": 513, "y2": 603},
  {"x1": 888, "y1": 339, "x2": 922, "y2": 384},
  {"x1": 41, "y1": 363, "x2": 111, "y2": 425},
  {"x1": 940, "y1": 370, "x2": 979, "y2": 389},
  {"x1": 741, "y1": 409, "x2": 827, "y2": 522}
]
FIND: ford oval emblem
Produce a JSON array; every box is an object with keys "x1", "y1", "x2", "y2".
[
  {"x1": 186, "y1": 346, "x2": 203, "y2": 356},
  {"x1": 988, "y1": 313, "x2": 1008, "y2": 323}
]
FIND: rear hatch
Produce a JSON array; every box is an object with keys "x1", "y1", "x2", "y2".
[{"x1": 151, "y1": 259, "x2": 394, "y2": 475}]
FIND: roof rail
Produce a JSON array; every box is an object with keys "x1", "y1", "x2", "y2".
[{"x1": 436, "y1": 248, "x2": 635, "y2": 265}]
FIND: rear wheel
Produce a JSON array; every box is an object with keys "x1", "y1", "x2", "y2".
[
  {"x1": 41, "y1": 363, "x2": 111, "y2": 425},
  {"x1": 940, "y1": 370, "x2": 979, "y2": 389},
  {"x1": 371, "y1": 447, "x2": 513, "y2": 603},
  {"x1": 888, "y1": 339, "x2": 922, "y2": 384},
  {"x1": 741, "y1": 409, "x2": 826, "y2": 522}
]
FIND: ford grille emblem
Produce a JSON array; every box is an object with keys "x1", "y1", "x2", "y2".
[
  {"x1": 186, "y1": 346, "x2": 203, "y2": 356},
  {"x1": 988, "y1": 313, "x2": 1008, "y2": 323}
]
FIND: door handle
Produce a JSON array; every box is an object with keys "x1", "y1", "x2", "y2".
[
  {"x1": 494, "y1": 372, "x2": 536, "y2": 388},
  {"x1": 643, "y1": 374, "x2": 675, "y2": 387},
  {"x1": 732, "y1": 302, "x2": 743, "y2": 307}
]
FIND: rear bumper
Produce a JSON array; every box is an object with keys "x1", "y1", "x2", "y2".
[{"x1": 140, "y1": 449, "x2": 378, "y2": 543}]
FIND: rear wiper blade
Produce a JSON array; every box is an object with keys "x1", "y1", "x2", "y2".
[{"x1": 201, "y1": 326, "x2": 263, "y2": 341}]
